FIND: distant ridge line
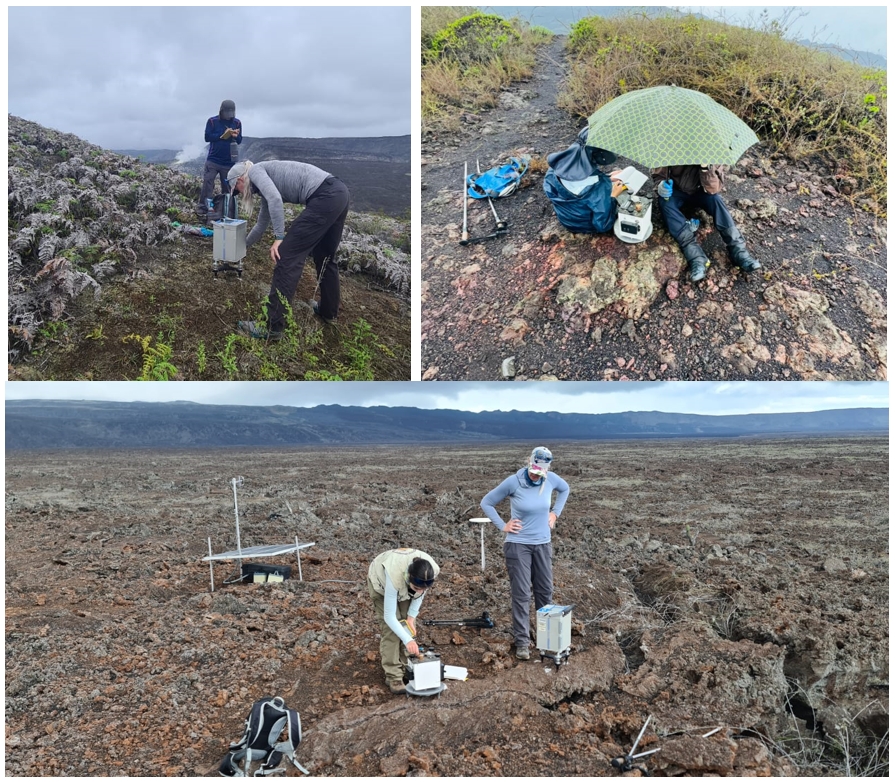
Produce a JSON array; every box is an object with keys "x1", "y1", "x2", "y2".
[{"x1": 5, "y1": 400, "x2": 887, "y2": 451}]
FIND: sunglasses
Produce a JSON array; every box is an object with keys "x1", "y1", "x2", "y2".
[{"x1": 410, "y1": 578, "x2": 435, "y2": 589}]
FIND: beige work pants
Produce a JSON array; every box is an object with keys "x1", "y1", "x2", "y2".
[{"x1": 367, "y1": 578, "x2": 411, "y2": 684}]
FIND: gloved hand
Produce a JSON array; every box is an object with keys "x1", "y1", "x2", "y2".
[{"x1": 657, "y1": 179, "x2": 673, "y2": 199}]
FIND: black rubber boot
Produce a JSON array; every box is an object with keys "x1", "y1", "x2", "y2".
[
  {"x1": 717, "y1": 225, "x2": 761, "y2": 272},
  {"x1": 675, "y1": 224, "x2": 710, "y2": 283}
]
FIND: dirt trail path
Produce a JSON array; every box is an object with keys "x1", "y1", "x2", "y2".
[{"x1": 420, "y1": 38, "x2": 887, "y2": 381}]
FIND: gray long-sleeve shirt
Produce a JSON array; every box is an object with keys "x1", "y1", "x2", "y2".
[
  {"x1": 245, "y1": 160, "x2": 331, "y2": 246},
  {"x1": 481, "y1": 468, "x2": 570, "y2": 545}
]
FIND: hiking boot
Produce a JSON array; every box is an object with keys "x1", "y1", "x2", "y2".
[
  {"x1": 236, "y1": 320, "x2": 282, "y2": 342},
  {"x1": 515, "y1": 646, "x2": 531, "y2": 661},
  {"x1": 717, "y1": 225, "x2": 761, "y2": 272},
  {"x1": 310, "y1": 299, "x2": 337, "y2": 324},
  {"x1": 387, "y1": 679, "x2": 406, "y2": 695},
  {"x1": 675, "y1": 224, "x2": 710, "y2": 283}
]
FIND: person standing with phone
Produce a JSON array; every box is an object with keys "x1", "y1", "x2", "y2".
[{"x1": 198, "y1": 99, "x2": 242, "y2": 218}]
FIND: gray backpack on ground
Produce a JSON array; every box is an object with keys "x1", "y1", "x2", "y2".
[{"x1": 218, "y1": 696, "x2": 308, "y2": 777}]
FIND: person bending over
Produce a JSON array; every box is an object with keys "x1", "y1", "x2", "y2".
[
  {"x1": 366, "y1": 548, "x2": 439, "y2": 694},
  {"x1": 227, "y1": 159, "x2": 349, "y2": 339}
]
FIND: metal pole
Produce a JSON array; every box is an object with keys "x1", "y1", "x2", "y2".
[
  {"x1": 477, "y1": 159, "x2": 507, "y2": 231},
  {"x1": 208, "y1": 537, "x2": 215, "y2": 592},
  {"x1": 295, "y1": 535, "x2": 303, "y2": 581},
  {"x1": 631, "y1": 714, "x2": 652, "y2": 757},
  {"x1": 470, "y1": 518, "x2": 490, "y2": 572},
  {"x1": 461, "y1": 162, "x2": 469, "y2": 245},
  {"x1": 232, "y1": 477, "x2": 243, "y2": 556}
]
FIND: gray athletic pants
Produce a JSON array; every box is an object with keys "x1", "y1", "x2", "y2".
[
  {"x1": 199, "y1": 160, "x2": 232, "y2": 210},
  {"x1": 503, "y1": 541, "x2": 553, "y2": 648}
]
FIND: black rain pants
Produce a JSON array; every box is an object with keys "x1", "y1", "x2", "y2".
[{"x1": 266, "y1": 176, "x2": 349, "y2": 331}]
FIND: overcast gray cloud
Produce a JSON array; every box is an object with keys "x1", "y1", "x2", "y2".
[
  {"x1": 681, "y1": 6, "x2": 886, "y2": 57},
  {"x1": 8, "y1": 6, "x2": 410, "y2": 155},
  {"x1": 5, "y1": 381, "x2": 888, "y2": 417}
]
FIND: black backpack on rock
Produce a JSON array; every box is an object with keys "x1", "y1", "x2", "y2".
[{"x1": 219, "y1": 696, "x2": 308, "y2": 777}]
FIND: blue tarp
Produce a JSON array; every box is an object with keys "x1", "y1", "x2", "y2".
[{"x1": 542, "y1": 169, "x2": 617, "y2": 234}]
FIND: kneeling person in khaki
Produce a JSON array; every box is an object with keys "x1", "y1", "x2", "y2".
[{"x1": 366, "y1": 548, "x2": 439, "y2": 694}]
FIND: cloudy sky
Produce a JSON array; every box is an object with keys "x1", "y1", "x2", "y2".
[
  {"x1": 4, "y1": 381, "x2": 888, "y2": 417},
  {"x1": 7, "y1": 6, "x2": 410, "y2": 158},
  {"x1": 682, "y1": 5, "x2": 886, "y2": 56},
  {"x1": 486, "y1": 5, "x2": 887, "y2": 57}
]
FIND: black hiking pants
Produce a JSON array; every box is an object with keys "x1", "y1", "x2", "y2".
[
  {"x1": 658, "y1": 189, "x2": 736, "y2": 244},
  {"x1": 266, "y1": 177, "x2": 349, "y2": 331}
]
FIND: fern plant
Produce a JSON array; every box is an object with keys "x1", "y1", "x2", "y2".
[{"x1": 123, "y1": 333, "x2": 178, "y2": 381}]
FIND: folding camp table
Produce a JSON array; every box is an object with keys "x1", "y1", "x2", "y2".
[
  {"x1": 201, "y1": 476, "x2": 315, "y2": 591},
  {"x1": 203, "y1": 540, "x2": 316, "y2": 592}
]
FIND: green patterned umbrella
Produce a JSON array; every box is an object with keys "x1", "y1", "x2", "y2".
[{"x1": 586, "y1": 85, "x2": 759, "y2": 168}]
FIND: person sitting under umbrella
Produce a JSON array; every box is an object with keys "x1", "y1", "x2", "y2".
[
  {"x1": 652, "y1": 164, "x2": 760, "y2": 283},
  {"x1": 543, "y1": 128, "x2": 627, "y2": 234}
]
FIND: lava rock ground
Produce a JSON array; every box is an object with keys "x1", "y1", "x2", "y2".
[
  {"x1": 421, "y1": 38, "x2": 887, "y2": 381},
  {"x1": 5, "y1": 436, "x2": 887, "y2": 776}
]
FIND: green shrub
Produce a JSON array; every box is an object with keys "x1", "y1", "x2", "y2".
[
  {"x1": 421, "y1": 9, "x2": 551, "y2": 129},
  {"x1": 427, "y1": 13, "x2": 521, "y2": 67}
]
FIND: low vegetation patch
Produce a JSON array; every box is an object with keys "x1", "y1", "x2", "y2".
[
  {"x1": 558, "y1": 11, "x2": 886, "y2": 206},
  {"x1": 421, "y1": 8, "x2": 553, "y2": 131},
  {"x1": 7, "y1": 115, "x2": 411, "y2": 379}
]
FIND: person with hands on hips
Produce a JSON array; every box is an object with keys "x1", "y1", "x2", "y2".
[
  {"x1": 227, "y1": 159, "x2": 350, "y2": 341},
  {"x1": 480, "y1": 446, "x2": 569, "y2": 660},
  {"x1": 366, "y1": 548, "x2": 440, "y2": 694}
]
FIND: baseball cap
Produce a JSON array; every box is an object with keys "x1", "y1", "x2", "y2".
[{"x1": 530, "y1": 446, "x2": 553, "y2": 468}]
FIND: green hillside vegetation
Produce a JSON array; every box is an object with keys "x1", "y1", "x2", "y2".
[
  {"x1": 422, "y1": 9, "x2": 886, "y2": 208},
  {"x1": 421, "y1": 8, "x2": 553, "y2": 129},
  {"x1": 7, "y1": 116, "x2": 410, "y2": 381}
]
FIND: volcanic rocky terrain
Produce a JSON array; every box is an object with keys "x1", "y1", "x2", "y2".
[
  {"x1": 5, "y1": 436, "x2": 888, "y2": 776},
  {"x1": 421, "y1": 37, "x2": 887, "y2": 381},
  {"x1": 7, "y1": 116, "x2": 410, "y2": 379}
]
